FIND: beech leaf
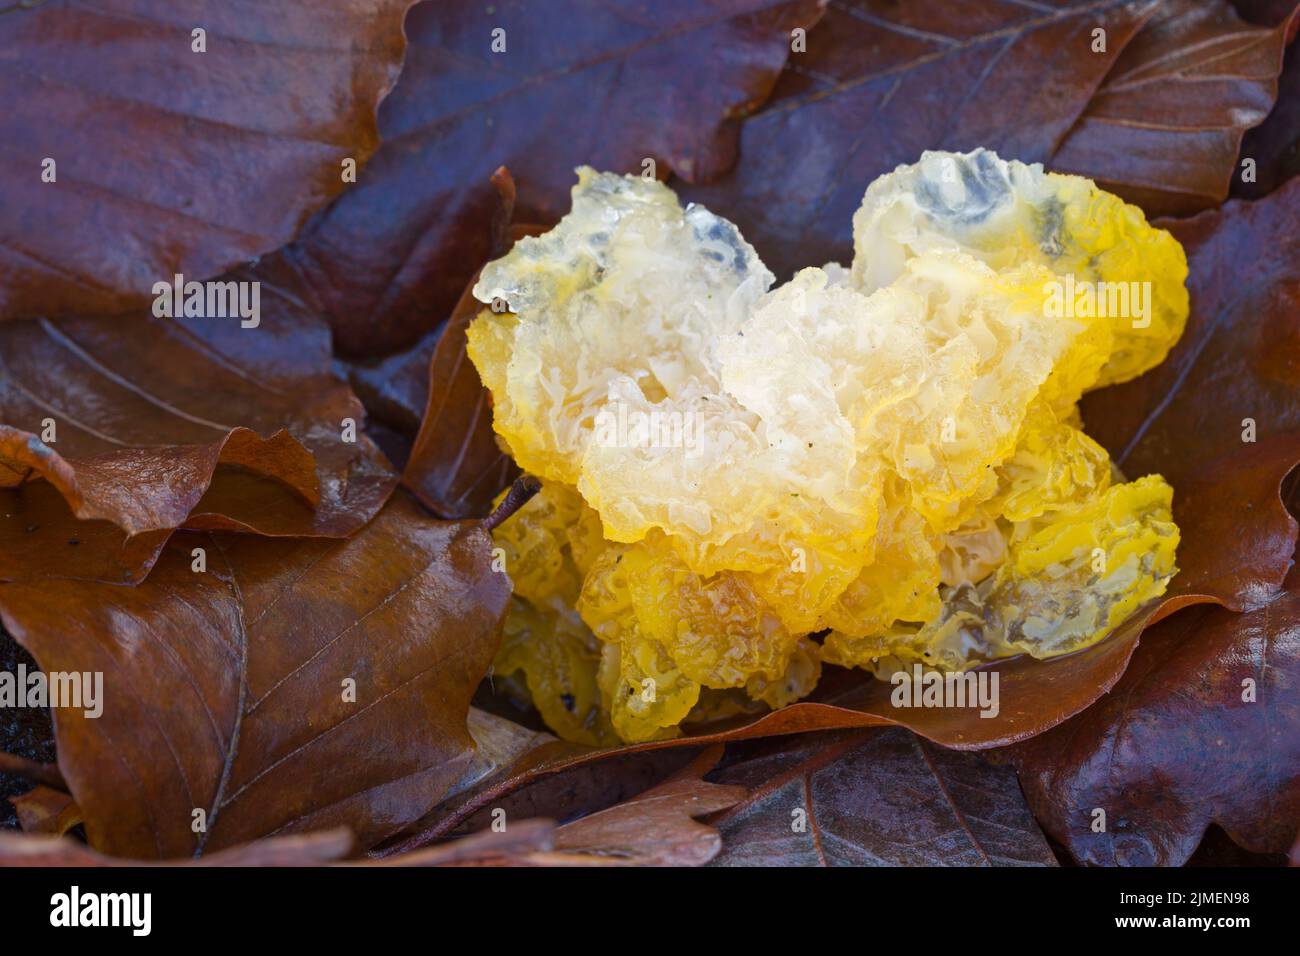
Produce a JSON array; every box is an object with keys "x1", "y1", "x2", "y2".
[
  {"x1": 0, "y1": 0, "x2": 416, "y2": 321},
  {"x1": 1051, "y1": 0, "x2": 1299, "y2": 216},
  {"x1": 257, "y1": 0, "x2": 826, "y2": 356},
  {"x1": 399, "y1": 181, "x2": 537, "y2": 519},
  {"x1": 547, "y1": 746, "x2": 745, "y2": 866},
  {"x1": 1007, "y1": 571, "x2": 1300, "y2": 866},
  {"x1": 708, "y1": 729, "x2": 1057, "y2": 866},
  {"x1": 390, "y1": 605, "x2": 1163, "y2": 849},
  {"x1": 678, "y1": 0, "x2": 1154, "y2": 278},
  {"x1": 0, "y1": 305, "x2": 397, "y2": 583},
  {"x1": 0, "y1": 492, "x2": 510, "y2": 859},
  {"x1": 1081, "y1": 178, "x2": 1300, "y2": 611}
]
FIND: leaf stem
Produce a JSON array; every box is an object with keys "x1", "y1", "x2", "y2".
[{"x1": 483, "y1": 475, "x2": 541, "y2": 532}]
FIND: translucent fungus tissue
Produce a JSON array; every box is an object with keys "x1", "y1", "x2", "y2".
[{"x1": 469, "y1": 150, "x2": 1187, "y2": 743}]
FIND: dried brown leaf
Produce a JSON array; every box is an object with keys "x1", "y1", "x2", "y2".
[
  {"x1": 258, "y1": 0, "x2": 826, "y2": 356},
  {"x1": 1082, "y1": 178, "x2": 1300, "y2": 611},
  {"x1": 1007, "y1": 573, "x2": 1300, "y2": 865},
  {"x1": 8, "y1": 785, "x2": 80, "y2": 837},
  {"x1": 1052, "y1": 0, "x2": 1299, "y2": 215},
  {"x1": 0, "y1": 493, "x2": 510, "y2": 859},
  {"x1": 680, "y1": 0, "x2": 1154, "y2": 278},
  {"x1": 709, "y1": 729, "x2": 1057, "y2": 866},
  {"x1": 0, "y1": 0, "x2": 415, "y2": 321},
  {"x1": 0, "y1": 308, "x2": 397, "y2": 583}
]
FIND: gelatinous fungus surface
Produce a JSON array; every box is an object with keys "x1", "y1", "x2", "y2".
[{"x1": 470, "y1": 151, "x2": 1187, "y2": 743}]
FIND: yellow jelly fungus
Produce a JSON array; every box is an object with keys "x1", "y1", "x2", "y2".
[
  {"x1": 471, "y1": 150, "x2": 1186, "y2": 744},
  {"x1": 851, "y1": 149, "x2": 1189, "y2": 388}
]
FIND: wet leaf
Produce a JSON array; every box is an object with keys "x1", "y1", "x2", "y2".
[
  {"x1": 342, "y1": 169, "x2": 535, "y2": 474},
  {"x1": 258, "y1": 0, "x2": 826, "y2": 356},
  {"x1": 1051, "y1": 0, "x2": 1299, "y2": 216},
  {"x1": 345, "y1": 328, "x2": 443, "y2": 466},
  {"x1": 0, "y1": 0, "x2": 415, "y2": 321},
  {"x1": 1081, "y1": 179, "x2": 1300, "y2": 611},
  {"x1": 0, "y1": 304, "x2": 397, "y2": 583},
  {"x1": 0, "y1": 492, "x2": 510, "y2": 859},
  {"x1": 679, "y1": 0, "x2": 1154, "y2": 278},
  {"x1": 1007, "y1": 572, "x2": 1300, "y2": 866},
  {"x1": 707, "y1": 729, "x2": 1057, "y2": 866}
]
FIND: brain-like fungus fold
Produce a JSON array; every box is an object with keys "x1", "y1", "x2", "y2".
[{"x1": 470, "y1": 150, "x2": 1186, "y2": 743}]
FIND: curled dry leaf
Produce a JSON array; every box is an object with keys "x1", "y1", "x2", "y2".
[
  {"x1": 1050, "y1": 0, "x2": 1299, "y2": 216},
  {"x1": 1, "y1": 746, "x2": 740, "y2": 867},
  {"x1": 257, "y1": 0, "x2": 827, "y2": 357},
  {"x1": 399, "y1": 181, "x2": 537, "y2": 519},
  {"x1": 8, "y1": 785, "x2": 81, "y2": 837},
  {"x1": 1007, "y1": 570, "x2": 1300, "y2": 866},
  {"x1": 545, "y1": 746, "x2": 745, "y2": 866},
  {"x1": 367, "y1": 818, "x2": 561, "y2": 866},
  {"x1": 0, "y1": 0, "x2": 415, "y2": 321},
  {"x1": 0, "y1": 306, "x2": 397, "y2": 583},
  {"x1": 707, "y1": 729, "x2": 1056, "y2": 866},
  {"x1": 679, "y1": 0, "x2": 1154, "y2": 278},
  {"x1": 0, "y1": 492, "x2": 510, "y2": 859},
  {"x1": 1234, "y1": 27, "x2": 1300, "y2": 200},
  {"x1": 429, "y1": 709, "x2": 699, "y2": 838},
  {"x1": 1082, "y1": 179, "x2": 1300, "y2": 611},
  {"x1": 394, "y1": 745, "x2": 743, "y2": 866}
]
